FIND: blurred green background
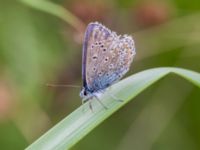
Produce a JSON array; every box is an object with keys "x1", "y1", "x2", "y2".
[{"x1": 0, "y1": 0, "x2": 200, "y2": 149}]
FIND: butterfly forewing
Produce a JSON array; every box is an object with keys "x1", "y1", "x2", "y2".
[{"x1": 82, "y1": 22, "x2": 136, "y2": 92}]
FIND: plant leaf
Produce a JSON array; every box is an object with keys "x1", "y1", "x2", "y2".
[{"x1": 26, "y1": 67, "x2": 200, "y2": 150}]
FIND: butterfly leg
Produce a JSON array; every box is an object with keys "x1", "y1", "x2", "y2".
[
  {"x1": 81, "y1": 99, "x2": 87, "y2": 112},
  {"x1": 89, "y1": 100, "x2": 94, "y2": 112},
  {"x1": 94, "y1": 95, "x2": 108, "y2": 110},
  {"x1": 107, "y1": 93, "x2": 124, "y2": 102},
  {"x1": 81, "y1": 98, "x2": 94, "y2": 112}
]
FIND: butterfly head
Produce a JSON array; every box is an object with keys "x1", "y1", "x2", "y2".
[{"x1": 80, "y1": 87, "x2": 91, "y2": 101}]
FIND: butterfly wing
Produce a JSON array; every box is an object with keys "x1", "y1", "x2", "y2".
[{"x1": 82, "y1": 22, "x2": 136, "y2": 92}]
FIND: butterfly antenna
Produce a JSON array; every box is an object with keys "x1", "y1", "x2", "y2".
[{"x1": 46, "y1": 84, "x2": 81, "y2": 88}]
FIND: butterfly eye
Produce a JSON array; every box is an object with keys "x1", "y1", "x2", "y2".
[{"x1": 83, "y1": 90, "x2": 87, "y2": 96}]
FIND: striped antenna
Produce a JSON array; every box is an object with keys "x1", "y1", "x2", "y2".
[{"x1": 46, "y1": 84, "x2": 81, "y2": 88}]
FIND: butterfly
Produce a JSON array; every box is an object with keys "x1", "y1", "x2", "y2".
[{"x1": 80, "y1": 22, "x2": 136, "y2": 109}]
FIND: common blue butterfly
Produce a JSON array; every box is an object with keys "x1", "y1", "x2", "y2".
[{"x1": 80, "y1": 22, "x2": 136, "y2": 109}]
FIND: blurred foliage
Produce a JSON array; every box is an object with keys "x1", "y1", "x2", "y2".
[{"x1": 0, "y1": 0, "x2": 200, "y2": 150}]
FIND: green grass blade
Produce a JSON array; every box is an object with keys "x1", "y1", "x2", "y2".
[{"x1": 26, "y1": 67, "x2": 200, "y2": 150}]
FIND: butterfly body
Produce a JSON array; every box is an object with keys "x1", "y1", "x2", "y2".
[{"x1": 80, "y1": 22, "x2": 136, "y2": 102}]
